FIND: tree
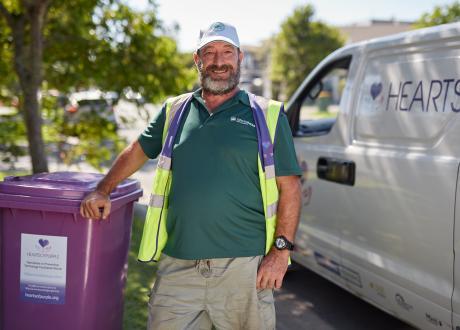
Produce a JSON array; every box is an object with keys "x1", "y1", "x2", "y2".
[
  {"x1": 0, "y1": 0, "x2": 195, "y2": 173},
  {"x1": 271, "y1": 5, "x2": 343, "y2": 100},
  {"x1": 0, "y1": 0, "x2": 51, "y2": 173},
  {"x1": 414, "y1": 1, "x2": 460, "y2": 28}
]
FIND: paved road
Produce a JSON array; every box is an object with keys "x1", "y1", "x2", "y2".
[{"x1": 276, "y1": 265, "x2": 416, "y2": 330}]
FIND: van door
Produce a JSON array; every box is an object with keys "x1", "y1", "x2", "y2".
[
  {"x1": 452, "y1": 163, "x2": 460, "y2": 329},
  {"x1": 288, "y1": 55, "x2": 355, "y2": 287},
  {"x1": 343, "y1": 41, "x2": 460, "y2": 329}
]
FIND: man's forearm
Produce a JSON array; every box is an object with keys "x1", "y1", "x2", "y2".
[
  {"x1": 256, "y1": 175, "x2": 301, "y2": 289},
  {"x1": 274, "y1": 175, "x2": 302, "y2": 242},
  {"x1": 96, "y1": 140, "x2": 149, "y2": 195}
]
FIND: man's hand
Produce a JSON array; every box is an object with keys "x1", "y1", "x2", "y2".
[
  {"x1": 80, "y1": 190, "x2": 111, "y2": 220},
  {"x1": 79, "y1": 140, "x2": 149, "y2": 220},
  {"x1": 256, "y1": 249, "x2": 290, "y2": 289}
]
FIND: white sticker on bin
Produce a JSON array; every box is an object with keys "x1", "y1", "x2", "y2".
[{"x1": 20, "y1": 233, "x2": 68, "y2": 304}]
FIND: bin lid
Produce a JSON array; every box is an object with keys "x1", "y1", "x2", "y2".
[{"x1": 0, "y1": 171, "x2": 141, "y2": 200}]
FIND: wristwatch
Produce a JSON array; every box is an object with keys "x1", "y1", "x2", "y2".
[{"x1": 274, "y1": 235, "x2": 295, "y2": 251}]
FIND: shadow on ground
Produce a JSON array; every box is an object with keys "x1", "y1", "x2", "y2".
[{"x1": 275, "y1": 265, "x2": 416, "y2": 330}]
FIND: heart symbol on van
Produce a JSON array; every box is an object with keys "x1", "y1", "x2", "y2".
[
  {"x1": 38, "y1": 239, "x2": 49, "y2": 248},
  {"x1": 370, "y1": 83, "x2": 383, "y2": 100}
]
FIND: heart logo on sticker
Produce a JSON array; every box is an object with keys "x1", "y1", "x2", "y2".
[
  {"x1": 38, "y1": 239, "x2": 49, "y2": 248},
  {"x1": 370, "y1": 82, "x2": 383, "y2": 100}
]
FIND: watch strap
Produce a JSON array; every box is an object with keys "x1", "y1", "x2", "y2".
[{"x1": 275, "y1": 235, "x2": 295, "y2": 251}]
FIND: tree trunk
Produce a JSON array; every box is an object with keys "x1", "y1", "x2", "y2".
[
  {"x1": 22, "y1": 86, "x2": 48, "y2": 173},
  {"x1": 25, "y1": 1, "x2": 49, "y2": 173},
  {"x1": 1, "y1": 1, "x2": 50, "y2": 173}
]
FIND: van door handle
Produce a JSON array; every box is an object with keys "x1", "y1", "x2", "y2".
[{"x1": 317, "y1": 157, "x2": 355, "y2": 186}]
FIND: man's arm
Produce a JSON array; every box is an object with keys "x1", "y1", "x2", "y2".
[
  {"x1": 256, "y1": 175, "x2": 301, "y2": 289},
  {"x1": 80, "y1": 140, "x2": 149, "y2": 220}
]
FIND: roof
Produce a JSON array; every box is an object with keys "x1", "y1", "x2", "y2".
[{"x1": 338, "y1": 20, "x2": 414, "y2": 44}]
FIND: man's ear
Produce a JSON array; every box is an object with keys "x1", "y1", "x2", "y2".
[
  {"x1": 238, "y1": 49, "x2": 244, "y2": 63},
  {"x1": 193, "y1": 52, "x2": 200, "y2": 67}
]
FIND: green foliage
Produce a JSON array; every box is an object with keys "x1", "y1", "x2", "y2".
[
  {"x1": 0, "y1": 0, "x2": 21, "y2": 14},
  {"x1": 0, "y1": 91, "x2": 126, "y2": 170},
  {"x1": 0, "y1": 20, "x2": 16, "y2": 95},
  {"x1": 43, "y1": 1, "x2": 195, "y2": 102},
  {"x1": 40, "y1": 92, "x2": 127, "y2": 171},
  {"x1": 0, "y1": 113, "x2": 27, "y2": 166},
  {"x1": 178, "y1": 51, "x2": 199, "y2": 89},
  {"x1": 271, "y1": 5, "x2": 344, "y2": 100},
  {"x1": 0, "y1": 0, "x2": 195, "y2": 169},
  {"x1": 414, "y1": 1, "x2": 460, "y2": 28},
  {"x1": 59, "y1": 117, "x2": 126, "y2": 171}
]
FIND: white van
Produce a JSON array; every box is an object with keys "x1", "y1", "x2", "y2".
[{"x1": 287, "y1": 22, "x2": 460, "y2": 330}]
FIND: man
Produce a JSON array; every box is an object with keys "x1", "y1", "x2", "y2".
[{"x1": 80, "y1": 22, "x2": 301, "y2": 330}]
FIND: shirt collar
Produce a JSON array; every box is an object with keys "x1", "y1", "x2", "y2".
[{"x1": 192, "y1": 88, "x2": 250, "y2": 113}]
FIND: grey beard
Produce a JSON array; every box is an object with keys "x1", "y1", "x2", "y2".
[{"x1": 198, "y1": 60, "x2": 241, "y2": 95}]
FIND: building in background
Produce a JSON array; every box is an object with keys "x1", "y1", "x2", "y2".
[
  {"x1": 240, "y1": 45, "x2": 271, "y2": 97},
  {"x1": 240, "y1": 19, "x2": 414, "y2": 100},
  {"x1": 338, "y1": 19, "x2": 413, "y2": 44}
]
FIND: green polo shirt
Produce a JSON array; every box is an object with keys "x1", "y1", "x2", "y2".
[{"x1": 138, "y1": 89, "x2": 301, "y2": 259}]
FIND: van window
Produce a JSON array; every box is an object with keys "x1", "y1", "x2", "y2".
[{"x1": 292, "y1": 57, "x2": 351, "y2": 137}]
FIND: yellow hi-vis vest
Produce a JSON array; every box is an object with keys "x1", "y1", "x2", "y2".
[{"x1": 138, "y1": 92, "x2": 283, "y2": 262}]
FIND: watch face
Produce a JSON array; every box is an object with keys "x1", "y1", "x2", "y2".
[{"x1": 275, "y1": 237, "x2": 286, "y2": 249}]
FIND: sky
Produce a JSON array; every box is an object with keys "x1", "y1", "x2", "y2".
[{"x1": 130, "y1": 0, "x2": 455, "y2": 51}]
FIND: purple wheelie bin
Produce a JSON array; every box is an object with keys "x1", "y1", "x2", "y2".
[{"x1": 0, "y1": 171, "x2": 142, "y2": 330}]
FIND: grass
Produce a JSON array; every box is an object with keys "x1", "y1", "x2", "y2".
[
  {"x1": 300, "y1": 105, "x2": 339, "y2": 120},
  {"x1": 0, "y1": 170, "x2": 29, "y2": 181},
  {"x1": 309, "y1": 110, "x2": 337, "y2": 119},
  {"x1": 123, "y1": 216, "x2": 158, "y2": 330}
]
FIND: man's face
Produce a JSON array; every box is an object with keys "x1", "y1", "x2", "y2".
[{"x1": 194, "y1": 42, "x2": 244, "y2": 95}]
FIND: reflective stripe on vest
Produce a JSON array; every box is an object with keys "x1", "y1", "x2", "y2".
[{"x1": 138, "y1": 92, "x2": 281, "y2": 262}]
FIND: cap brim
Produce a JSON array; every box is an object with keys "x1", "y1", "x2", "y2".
[{"x1": 197, "y1": 36, "x2": 239, "y2": 51}]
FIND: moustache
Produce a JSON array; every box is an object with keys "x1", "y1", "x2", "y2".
[{"x1": 205, "y1": 64, "x2": 234, "y2": 74}]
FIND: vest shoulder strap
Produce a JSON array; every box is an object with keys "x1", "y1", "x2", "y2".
[
  {"x1": 162, "y1": 92, "x2": 193, "y2": 143},
  {"x1": 249, "y1": 93, "x2": 283, "y2": 143}
]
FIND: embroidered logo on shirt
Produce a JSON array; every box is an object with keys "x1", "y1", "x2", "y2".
[{"x1": 230, "y1": 116, "x2": 255, "y2": 128}]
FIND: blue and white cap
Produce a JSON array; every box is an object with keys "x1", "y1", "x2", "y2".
[{"x1": 197, "y1": 22, "x2": 240, "y2": 51}]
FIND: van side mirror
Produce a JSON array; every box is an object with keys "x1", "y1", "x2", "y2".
[{"x1": 308, "y1": 81, "x2": 323, "y2": 100}]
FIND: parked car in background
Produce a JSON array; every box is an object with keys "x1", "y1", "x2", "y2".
[
  {"x1": 64, "y1": 90, "x2": 118, "y2": 124},
  {"x1": 122, "y1": 87, "x2": 145, "y2": 105},
  {"x1": 287, "y1": 22, "x2": 460, "y2": 330}
]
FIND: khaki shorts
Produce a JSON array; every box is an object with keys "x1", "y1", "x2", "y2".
[{"x1": 147, "y1": 254, "x2": 275, "y2": 330}]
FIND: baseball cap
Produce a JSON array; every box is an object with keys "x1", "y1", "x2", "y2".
[{"x1": 197, "y1": 22, "x2": 240, "y2": 51}]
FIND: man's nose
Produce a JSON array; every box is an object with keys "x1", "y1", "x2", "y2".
[{"x1": 212, "y1": 52, "x2": 226, "y2": 66}]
